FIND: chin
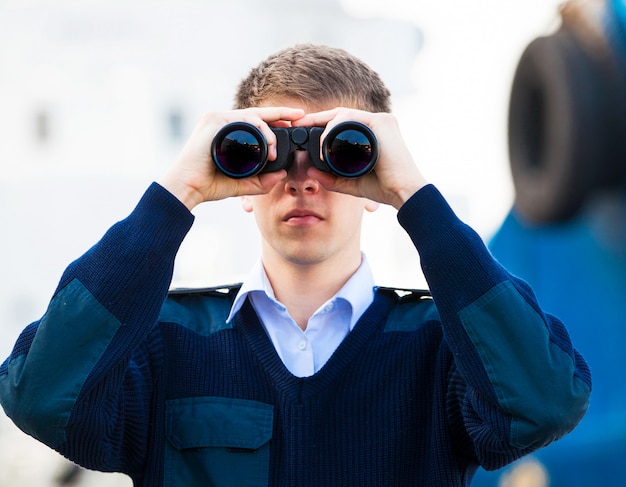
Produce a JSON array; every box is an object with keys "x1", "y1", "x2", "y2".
[{"x1": 283, "y1": 248, "x2": 329, "y2": 267}]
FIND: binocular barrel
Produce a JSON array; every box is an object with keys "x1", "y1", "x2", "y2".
[{"x1": 211, "y1": 121, "x2": 378, "y2": 179}]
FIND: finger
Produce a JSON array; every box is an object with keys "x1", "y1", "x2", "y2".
[
  {"x1": 291, "y1": 108, "x2": 341, "y2": 127},
  {"x1": 238, "y1": 170, "x2": 287, "y2": 196},
  {"x1": 238, "y1": 107, "x2": 306, "y2": 160},
  {"x1": 254, "y1": 106, "x2": 306, "y2": 123},
  {"x1": 268, "y1": 120, "x2": 293, "y2": 128},
  {"x1": 306, "y1": 167, "x2": 358, "y2": 196}
]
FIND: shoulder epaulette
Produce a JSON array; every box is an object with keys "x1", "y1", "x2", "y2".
[
  {"x1": 161, "y1": 284, "x2": 242, "y2": 334},
  {"x1": 378, "y1": 287, "x2": 437, "y2": 332},
  {"x1": 376, "y1": 286, "x2": 432, "y2": 302},
  {"x1": 167, "y1": 283, "x2": 243, "y2": 298}
]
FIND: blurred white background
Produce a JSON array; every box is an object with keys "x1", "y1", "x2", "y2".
[{"x1": 0, "y1": 0, "x2": 563, "y2": 485}]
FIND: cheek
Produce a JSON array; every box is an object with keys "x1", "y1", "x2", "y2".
[
  {"x1": 251, "y1": 206, "x2": 276, "y2": 237},
  {"x1": 334, "y1": 205, "x2": 365, "y2": 235},
  {"x1": 333, "y1": 196, "x2": 367, "y2": 221}
]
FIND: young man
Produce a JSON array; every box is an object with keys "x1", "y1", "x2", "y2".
[{"x1": 0, "y1": 44, "x2": 590, "y2": 486}]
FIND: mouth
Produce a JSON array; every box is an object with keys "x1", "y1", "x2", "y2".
[{"x1": 283, "y1": 209, "x2": 324, "y2": 226}]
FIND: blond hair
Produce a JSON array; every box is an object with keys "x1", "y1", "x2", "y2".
[{"x1": 234, "y1": 44, "x2": 391, "y2": 112}]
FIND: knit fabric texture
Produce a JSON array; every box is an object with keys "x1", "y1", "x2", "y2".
[{"x1": 0, "y1": 183, "x2": 591, "y2": 486}]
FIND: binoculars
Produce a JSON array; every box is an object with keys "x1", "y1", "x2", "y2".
[{"x1": 210, "y1": 121, "x2": 378, "y2": 179}]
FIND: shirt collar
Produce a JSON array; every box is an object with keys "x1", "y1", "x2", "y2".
[{"x1": 227, "y1": 254, "x2": 376, "y2": 329}]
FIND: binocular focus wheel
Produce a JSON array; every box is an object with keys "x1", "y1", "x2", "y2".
[{"x1": 508, "y1": 11, "x2": 626, "y2": 224}]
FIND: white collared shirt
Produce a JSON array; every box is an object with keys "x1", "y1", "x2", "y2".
[{"x1": 226, "y1": 255, "x2": 376, "y2": 377}]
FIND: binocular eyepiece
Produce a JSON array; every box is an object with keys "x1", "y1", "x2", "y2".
[{"x1": 210, "y1": 121, "x2": 378, "y2": 179}]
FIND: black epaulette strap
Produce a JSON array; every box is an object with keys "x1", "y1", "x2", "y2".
[
  {"x1": 168, "y1": 283, "x2": 243, "y2": 297},
  {"x1": 376, "y1": 286, "x2": 432, "y2": 302},
  {"x1": 168, "y1": 283, "x2": 431, "y2": 302}
]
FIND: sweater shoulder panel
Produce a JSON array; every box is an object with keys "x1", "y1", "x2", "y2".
[
  {"x1": 159, "y1": 284, "x2": 241, "y2": 336},
  {"x1": 376, "y1": 287, "x2": 440, "y2": 332}
]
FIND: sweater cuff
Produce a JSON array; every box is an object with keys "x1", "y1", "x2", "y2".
[
  {"x1": 139, "y1": 182, "x2": 195, "y2": 234},
  {"x1": 396, "y1": 184, "x2": 460, "y2": 253},
  {"x1": 397, "y1": 184, "x2": 507, "y2": 308}
]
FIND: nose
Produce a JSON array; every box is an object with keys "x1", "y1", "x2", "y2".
[{"x1": 284, "y1": 150, "x2": 320, "y2": 195}]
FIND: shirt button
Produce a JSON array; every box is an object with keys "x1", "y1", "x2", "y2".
[
  {"x1": 324, "y1": 302, "x2": 334, "y2": 312},
  {"x1": 297, "y1": 339, "x2": 307, "y2": 351}
]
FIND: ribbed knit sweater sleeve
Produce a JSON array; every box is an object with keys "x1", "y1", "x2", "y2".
[
  {"x1": 397, "y1": 185, "x2": 591, "y2": 468},
  {"x1": 0, "y1": 183, "x2": 193, "y2": 475}
]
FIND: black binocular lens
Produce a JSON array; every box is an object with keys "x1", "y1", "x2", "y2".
[
  {"x1": 211, "y1": 123, "x2": 268, "y2": 178},
  {"x1": 211, "y1": 121, "x2": 377, "y2": 178},
  {"x1": 323, "y1": 123, "x2": 377, "y2": 178}
]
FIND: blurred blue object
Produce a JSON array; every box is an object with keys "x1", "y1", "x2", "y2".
[
  {"x1": 613, "y1": 0, "x2": 626, "y2": 53},
  {"x1": 472, "y1": 0, "x2": 626, "y2": 484},
  {"x1": 473, "y1": 202, "x2": 626, "y2": 486}
]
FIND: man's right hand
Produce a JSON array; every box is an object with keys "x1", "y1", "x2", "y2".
[{"x1": 158, "y1": 107, "x2": 305, "y2": 211}]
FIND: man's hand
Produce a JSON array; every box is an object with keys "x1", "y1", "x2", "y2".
[
  {"x1": 159, "y1": 107, "x2": 305, "y2": 210},
  {"x1": 293, "y1": 108, "x2": 428, "y2": 210}
]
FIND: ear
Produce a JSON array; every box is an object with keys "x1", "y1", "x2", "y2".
[
  {"x1": 240, "y1": 195, "x2": 254, "y2": 213},
  {"x1": 364, "y1": 199, "x2": 379, "y2": 213}
]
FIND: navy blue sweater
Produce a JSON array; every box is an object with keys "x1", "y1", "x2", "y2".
[{"x1": 0, "y1": 183, "x2": 591, "y2": 486}]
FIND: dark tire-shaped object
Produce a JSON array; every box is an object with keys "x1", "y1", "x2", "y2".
[{"x1": 508, "y1": 26, "x2": 626, "y2": 224}]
